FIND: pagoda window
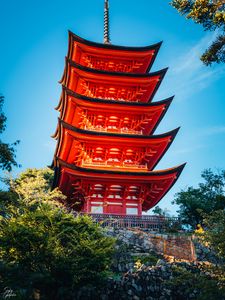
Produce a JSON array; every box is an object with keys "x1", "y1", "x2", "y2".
[
  {"x1": 122, "y1": 117, "x2": 131, "y2": 129},
  {"x1": 89, "y1": 184, "x2": 105, "y2": 199},
  {"x1": 108, "y1": 148, "x2": 121, "y2": 156},
  {"x1": 93, "y1": 147, "x2": 105, "y2": 162},
  {"x1": 107, "y1": 116, "x2": 119, "y2": 129},
  {"x1": 125, "y1": 152, "x2": 135, "y2": 158},
  {"x1": 91, "y1": 205, "x2": 103, "y2": 214},
  {"x1": 93, "y1": 184, "x2": 104, "y2": 189},
  {"x1": 107, "y1": 185, "x2": 123, "y2": 199},
  {"x1": 107, "y1": 148, "x2": 121, "y2": 164},
  {"x1": 126, "y1": 207, "x2": 138, "y2": 215},
  {"x1": 125, "y1": 185, "x2": 140, "y2": 199},
  {"x1": 93, "y1": 115, "x2": 105, "y2": 128}
]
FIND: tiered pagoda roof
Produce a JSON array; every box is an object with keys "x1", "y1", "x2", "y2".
[
  {"x1": 60, "y1": 58, "x2": 167, "y2": 103},
  {"x1": 52, "y1": 27, "x2": 185, "y2": 215},
  {"x1": 53, "y1": 119, "x2": 179, "y2": 171},
  {"x1": 55, "y1": 87, "x2": 173, "y2": 135},
  {"x1": 67, "y1": 31, "x2": 162, "y2": 73},
  {"x1": 54, "y1": 159, "x2": 184, "y2": 213}
]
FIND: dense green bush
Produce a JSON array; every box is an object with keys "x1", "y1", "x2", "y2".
[
  {"x1": 203, "y1": 209, "x2": 225, "y2": 258},
  {"x1": 0, "y1": 168, "x2": 115, "y2": 300},
  {"x1": 166, "y1": 264, "x2": 225, "y2": 300}
]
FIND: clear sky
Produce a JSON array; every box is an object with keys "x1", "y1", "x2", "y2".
[{"x1": 1, "y1": 0, "x2": 225, "y2": 214}]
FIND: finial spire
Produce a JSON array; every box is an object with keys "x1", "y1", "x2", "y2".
[{"x1": 104, "y1": 0, "x2": 111, "y2": 44}]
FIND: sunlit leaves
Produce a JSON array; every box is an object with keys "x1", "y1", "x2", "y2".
[
  {"x1": 171, "y1": 0, "x2": 225, "y2": 65},
  {"x1": 173, "y1": 169, "x2": 225, "y2": 228},
  {"x1": 0, "y1": 95, "x2": 20, "y2": 172},
  {"x1": 11, "y1": 168, "x2": 66, "y2": 207},
  {"x1": 0, "y1": 168, "x2": 115, "y2": 299},
  {"x1": 203, "y1": 210, "x2": 225, "y2": 258}
]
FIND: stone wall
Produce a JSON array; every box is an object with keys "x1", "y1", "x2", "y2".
[
  {"x1": 77, "y1": 261, "x2": 224, "y2": 300},
  {"x1": 76, "y1": 229, "x2": 224, "y2": 300},
  {"x1": 106, "y1": 228, "x2": 196, "y2": 263},
  {"x1": 104, "y1": 262, "x2": 201, "y2": 300}
]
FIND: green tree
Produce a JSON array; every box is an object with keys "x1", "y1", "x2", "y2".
[
  {"x1": 173, "y1": 169, "x2": 225, "y2": 228},
  {"x1": 0, "y1": 168, "x2": 115, "y2": 300},
  {"x1": 0, "y1": 168, "x2": 64, "y2": 216},
  {"x1": 166, "y1": 264, "x2": 225, "y2": 300},
  {"x1": 152, "y1": 205, "x2": 170, "y2": 217},
  {"x1": 0, "y1": 95, "x2": 19, "y2": 172},
  {"x1": 203, "y1": 209, "x2": 225, "y2": 258},
  {"x1": 171, "y1": 0, "x2": 225, "y2": 65},
  {"x1": 11, "y1": 168, "x2": 65, "y2": 206}
]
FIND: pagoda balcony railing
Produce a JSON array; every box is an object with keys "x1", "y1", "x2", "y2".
[
  {"x1": 83, "y1": 125, "x2": 143, "y2": 135},
  {"x1": 79, "y1": 213, "x2": 181, "y2": 231},
  {"x1": 81, "y1": 161, "x2": 148, "y2": 171}
]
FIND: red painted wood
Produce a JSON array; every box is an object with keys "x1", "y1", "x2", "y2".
[
  {"x1": 67, "y1": 31, "x2": 160, "y2": 73},
  {"x1": 55, "y1": 162, "x2": 183, "y2": 213},
  {"x1": 52, "y1": 32, "x2": 184, "y2": 216},
  {"x1": 54, "y1": 122, "x2": 177, "y2": 172},
  {"x1": 55, "y1": 88, "x2": 171, "y2": 136},
  {"x1": 60, "y1": 60, "x2": 165, "y2": 103}
]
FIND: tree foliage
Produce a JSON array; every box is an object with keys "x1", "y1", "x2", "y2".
[
  {"x1": 0, "y1": 168, "x2": 65, "y2": 216},
  {"x1": 152, "y1": 205, "x2": 170, "y2": 217},
  {"x1": 203, "y1": 209, "x2": 225, "y2": 258},
  {"x1": 173, "y1": 169, "x2": 225, "y2": 228},
  {"x1": 0, "y1": 168, "x2": 115, "y2": 300},
  {"x1": 11, "y1": 168, "x2": 65, "y2": 206},
  {"x1": 0, "y1": 95, "x2": 19, "y2": 172},
  {"x1": 171, "y1": 0, "x2": 225, "y2": 65},
  {"x1": 166, "y1": 264, "x2": 225, "y2": 300}
]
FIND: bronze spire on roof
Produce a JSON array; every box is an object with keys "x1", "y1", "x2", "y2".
[{"x1": 104, "y1": 0, "x2": 111, "y2": 44}]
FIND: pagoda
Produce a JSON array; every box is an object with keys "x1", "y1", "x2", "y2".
[{"x1": 52, "y1": 0, "x2": 185, "y2": 216}]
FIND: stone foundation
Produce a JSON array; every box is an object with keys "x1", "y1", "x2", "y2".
[{"x1": 76, "y1": 229, "x2": 224, "y2": 300}]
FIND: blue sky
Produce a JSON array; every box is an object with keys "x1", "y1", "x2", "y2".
[{"x1": 1, "y1": 0, "x2": 225, "y2": 214}]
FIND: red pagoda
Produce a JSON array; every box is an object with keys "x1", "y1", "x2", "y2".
[{"x1": 52, "y1": 0, "x2": 185, "y2": 216}]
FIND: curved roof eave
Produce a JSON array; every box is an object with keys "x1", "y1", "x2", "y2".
[
  {"x1": 62, "y1": 86, "x2": 174, "y2": 108},
  {"x1": 55, "y1": 157, "x2": 186, "y2": 177},
  {"x1": 68, "y1": 30, "x2": 163, "y2": 52},
  {"x1": 56, "y1": 120, "x2": 180, "y2": 171},
  {"x1": 59, "y1": 118, "x2": 180, "y2": 140},
  {"x1": 66, "y1": 57, "x2": 168, "y2": 78}
]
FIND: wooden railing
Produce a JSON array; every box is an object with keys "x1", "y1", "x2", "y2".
[
  {"x1": 84, "y1": 125, "x2": 142, "y2": 135},
  {"x1": 82, "y1": 161, "x2": 148, "y2": 171},
  {"x1": 79, "y1": 213, "x2": 181, "y2": 231}
]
